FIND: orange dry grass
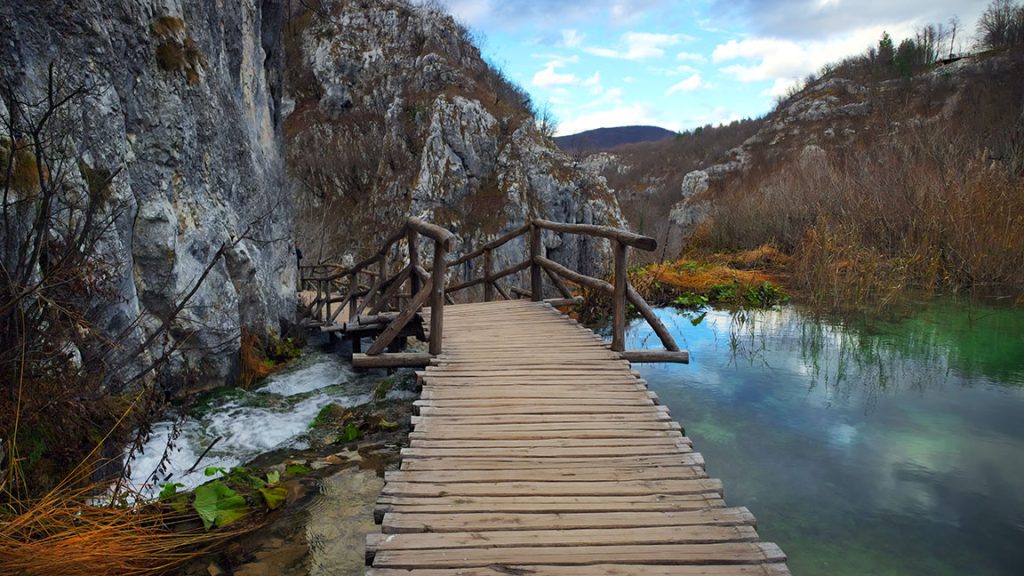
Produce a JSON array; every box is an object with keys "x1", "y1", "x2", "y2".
[
  {"x1": 0, "y1": 493, "x2": 228, "y2": 576},
  {"x1": 1, "y1": 395, "x2": 236, "y2": 576},
  {"x1": 636, "y1": 260, "x2": 777, "y2": 294},
  {"x1": 239, "y1": 329, "x2": 275, "y2": 389}
]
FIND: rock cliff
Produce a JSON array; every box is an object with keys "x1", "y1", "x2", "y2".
[
  {"x1": 1, "y1": 1, "x2": 294, "y2": 389},
  {"x1": 285, "y1": 0, "x2": 622, "y2": 280}
]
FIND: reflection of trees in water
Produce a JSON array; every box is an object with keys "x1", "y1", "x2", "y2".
[{"x1": 722, "y1": 306, "x2": 956, "y2": 409}]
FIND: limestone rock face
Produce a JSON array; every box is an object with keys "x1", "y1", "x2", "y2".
[
  {"x1": 286, "y1": 0, "x2": 623, "y2": 282},
  {"x1": 0, "y1": 1, "x2": 295, "y2": 389}
]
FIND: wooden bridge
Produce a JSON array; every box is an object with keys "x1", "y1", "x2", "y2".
[{"x1": 299, "y1": 218, "x2": 789, "y2": 575}]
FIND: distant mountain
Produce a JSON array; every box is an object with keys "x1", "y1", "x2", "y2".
[{"x1": 555, "y1": 125, "x2": 677, "y2": 153}]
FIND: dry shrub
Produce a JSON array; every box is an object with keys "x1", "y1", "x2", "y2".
[
  {"x1": 0, "y1": 491, "x2": 230, "y2": 576},
  {"x1": 705, "y1": 114, "x2": 1024, "y2": 306},
  {"x1": 238, "y1": 330, "x2": 275, "y2": 389},
  {"x1": 637, "y1": 261, "x2": 776, "y2": 294}
]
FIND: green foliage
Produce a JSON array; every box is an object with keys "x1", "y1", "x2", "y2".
[
  {"x1": 285, "y1": 464, "x2": 310, "y2": 477},
  {"x1": 878, "y1": 31, "x2": 895, "y2": 62},
  {"x1": 192, "y1": 481, "x2": 248, "y2": 530},
  {"x1": 77, "y1": 161, "x2": 113, "y2": 207},
  {"x1": 373, "y1": 377, "x2": 394, "y2": 401},
  {"x1": 339, "y1": 422, "x2": 361, "y2": 443},
  {"x1": 743, "y1": 282, "x2": 790, "y2": 307},
  {"x1": 268, "y1": 332, "x2": 303, "y2": 361},
  {"x1": 708, "y1": 283, "x2": 738, "y2": 302},
  {"x1": 309, "y1": 403, "x2": 345, "y2": 429},
  {"x1": 158, "y1": 483, "x2": 184, "y2": 500},
  {"x1": 672, "y1": 293, "x2": 709, "y2": 309}
]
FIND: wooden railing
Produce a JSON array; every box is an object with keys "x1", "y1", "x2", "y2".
[
  {"x1": 300, "y1": 218, "x2": 453, "y2": 363},
  {"x1": 300, "y1": 217, "x2": 688, "y2": 367}
]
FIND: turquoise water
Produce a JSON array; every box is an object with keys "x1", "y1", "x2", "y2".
[{"x1": 626, "y1": 300, "x2": 1024, "y2": 575}]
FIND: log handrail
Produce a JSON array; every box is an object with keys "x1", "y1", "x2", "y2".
[
  {"x1": 440, "y1": 218, "x2": 679, "y2": 355},
  {"x1": 301, "y1": 216, "x2": 685, "y2": 365}
]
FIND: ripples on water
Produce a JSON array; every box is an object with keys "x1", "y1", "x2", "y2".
[{"x1": 629, "y1": 299, "x2": 1024, "y2": 575}]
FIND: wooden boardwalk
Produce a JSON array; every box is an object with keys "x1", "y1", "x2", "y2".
[{"x1": 366, "y1": 299, "x2": 788, "y2": 575}]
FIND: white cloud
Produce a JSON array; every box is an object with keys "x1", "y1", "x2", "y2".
[
  {"x1": 676, "y1": 51, "x2": 707, "y2": 63},
  {"x1": 561, "y1": 29, "x2": 586, "y2": 48},
  {"x1": 583, "y1": 71, "x2": 603, "y2": 94},
  {"x1": 585, "y1": 32, "x2": 691, "y2": 60},
  {"x1": 556, "y1": 102, "x2": 681, "y2": 135},
  {"x1": 666, "y1": 73, "x2": 710, "y2": 95},
  {"x1": 712, "y1": 26, "x2": 915, "y2": 96},
  {"x1": 532, "y1": 61, "x2": 579, "y2": 87},
  {"x1": 623, "y1": 76, "x2": 637, "y2": 83}
]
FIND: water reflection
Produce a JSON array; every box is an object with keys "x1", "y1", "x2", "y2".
[{"x1": 627, "y1": 300, "x2": 1024, "y2": 575}]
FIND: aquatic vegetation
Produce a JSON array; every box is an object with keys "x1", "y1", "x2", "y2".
[{"x1": 635, "y1": 256, "x2": 789, "y2": 310}]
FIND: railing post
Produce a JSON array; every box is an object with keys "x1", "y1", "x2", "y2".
[
  {"x1": 612, "y1": 240, "x2": 627, "y2": 352},
  {"x1": 378, "y1": 253, "x2": 388, "y2": 307},
  {"x1": 530, "y1": 222, "x2": 543, "y2": 301},
  {"x1": 483, "y1": 248, "x2": 494, "y2": 302},
  {"x1": 430, "y1": 239, "x2": 447, "y2": 355},
  {"x1": 408, "y1": 228, "x2": 420, "y2": 296},
  {"x1": 349, "y1": 272, "x2": 359, "y2": 322},
  {"x1": 325, "y1": 279, "x2": 332, "y2": 323}
]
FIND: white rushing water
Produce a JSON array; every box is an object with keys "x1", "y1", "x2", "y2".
[{"x1": 125, "y1": 352, "x2": 367, "y2": 498}]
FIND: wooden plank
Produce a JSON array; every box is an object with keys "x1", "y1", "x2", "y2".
[
  {"x1": 410, "y1": 413, "x2": 674, "y2": 425},
  {"x1": 368, "y1": 564, "x2": 791, "y2": 576},
  {"x1": 398, "y1": 454, "x2": 702, "y2": 471},
  {"x1": 384, "y1": 466, "x2": 707, "y2": 483},
  {"x1": 381, "y1": 478, "x2": 723, "y2": 498},
  {"x1": 382, "y1": 507, "x2": 753, "y2": 534},
  {"x1": 407, "y1": 437, "x2": 687, "y2": 449},
  {"x1": 366, "y1": 525, "x2": 759, "y2": 558},
  {"x1": 371, "y1": 543, "x2": 783, "y2": 569}
]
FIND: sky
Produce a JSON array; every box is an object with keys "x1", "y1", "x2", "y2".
[{"x1": 434, "y1": 0, "x2": 991, "y2": 136}]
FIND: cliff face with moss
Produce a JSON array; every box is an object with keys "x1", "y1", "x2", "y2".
[
  {"x1": 284, "y1": 0, "x2": 622, "y2": 279},
  {"x1": 0, "y1": 0, "x2": 625, "y2": 391},
  {"x1": 0, "y1": 1, "x2": 295, "y2": 389}
]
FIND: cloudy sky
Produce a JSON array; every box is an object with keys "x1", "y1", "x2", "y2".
[{"x1": 435, "y1": 0, "x2": 990, "y2": 135}]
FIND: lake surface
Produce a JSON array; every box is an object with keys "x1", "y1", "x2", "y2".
[{"x1": 626, "y1": 299, "x2": 1024, "y2": 576}]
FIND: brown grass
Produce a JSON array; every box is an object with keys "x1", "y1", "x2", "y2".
[
  {"x1": 700, "y1": 65, "x2": 1024, "y2": 311},
  {"x1": 1, "y1": 393, "x2": 239, "y2": 576},
  {"x1": 238, "y1": 330, "x2": 276, "y2": 389},
  {"x1": 0, "y1": 491, "x2": 230, "y2": 576}
]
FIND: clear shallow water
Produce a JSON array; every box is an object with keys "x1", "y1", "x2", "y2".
[
  {"x1": 626, "y1": 300, "x2": 1024, "y2": 576},
  {"x1": 126, "y1": 352, "x2": 370, "y2": 498}
]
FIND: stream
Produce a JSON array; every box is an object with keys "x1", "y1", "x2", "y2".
[{"x1": 627, "y1": 297, "x2": 1024, "y2": 575}]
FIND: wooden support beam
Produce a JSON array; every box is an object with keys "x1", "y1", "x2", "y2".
[
  {"x1": 535, "y1": 255, "x2": 612, "y2": 294},
  {"x1": 408, "y1": 228, "x2": 420, "y2": 296},
  {"x1": 533, "y1": 218, "x2": 658, "y2": 252},
  {"x1": 545, "y1": 296, "x2": 584, "y2": 307},
  {"x1": 353, "y1": 352, "x2": 432, "y2": 369},
  {"x1": 530, "y1": 223, "x2": 543, "y2": 301},
  {"x1": 545, "y1": 266, "x2": 574, "y2": 299},
  {"x1": 612, "y1": 240, "x2": 627, "y2": 352},
  {"x1": 407, "y1": 218, "x2": 455, "y2": 251},
  {"x1": 366, "y1": 278, "x2": 433, "y2": 356},
  {"x1": 492, "y1": 280, "x2": 511, "y2": 301},
  {"x1": 369, "y1": 265, "x2": 412, "y2": 316},
  {"x1": 620, "y1": 350, "x2": 690, "y2": 364},
  {"x1": 448, "y1": 223, "x2": 531, "y2": 267},
  {"x1": 430, "y1": 242, "x2": 447, "y2": 356},
  {"x1": 626, "y1": 286, "x2": 681, "y2": 352},
  {"x1": 483, "y1": 248, "x2": 494, "y2": 302}
]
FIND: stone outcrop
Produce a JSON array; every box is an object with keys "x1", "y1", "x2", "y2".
[
  {"x1": 1, "y1": 1, "x2": 295, "y2": 389},
  {"x1": 286, "y1": 0, "x2": 623, "y2": 280}
]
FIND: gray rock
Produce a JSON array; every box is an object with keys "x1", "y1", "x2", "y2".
[
  {"x1": 1, "y1": 1, "x2": 295, "y2": 390},
  {"x1": 680, "y1": 170, "x2": 709, "y2": 199}
]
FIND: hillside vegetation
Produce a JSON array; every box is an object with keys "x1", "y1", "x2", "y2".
[{"x1": 601, "y1": 3, "x2": 1024, "y2": 311}]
